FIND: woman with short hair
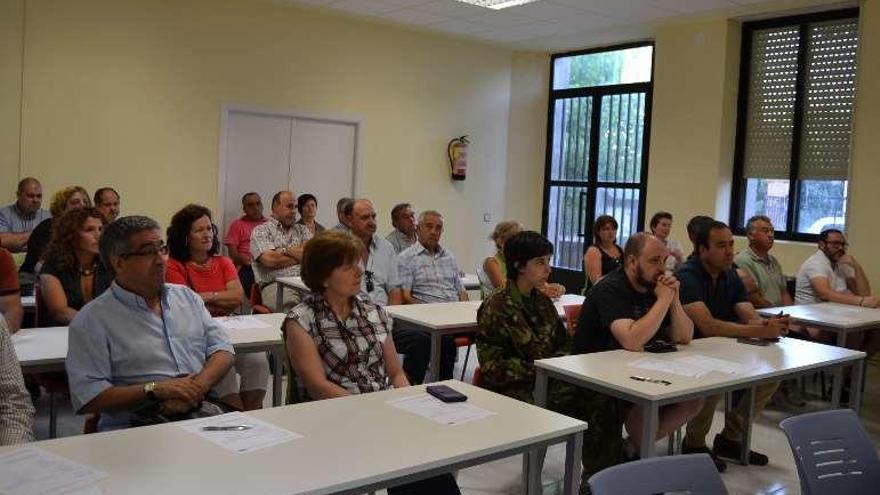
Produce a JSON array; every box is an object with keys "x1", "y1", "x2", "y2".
[{"x1": 295, "y1": 193, "x2": 325, "y2": 236}]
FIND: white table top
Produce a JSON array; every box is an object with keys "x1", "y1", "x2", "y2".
[
  {"x1": 277, "y1": 273, "x2": 482, "y2": 292},
  {"x1": 12, "y1": 313, "x2": 285, "y2": 370},
  {"x1": 757, "y1": 302, "x2": 880, "y2": 330},
  {"x1": 384, "y1": 295, "x2": 584, "y2": 330},
  {"x1": 0, "y1": 381, "x2": 586, "y2": 495},
  {"x1": 535, "y1": 336, "x2": 864, "y2": 402}
]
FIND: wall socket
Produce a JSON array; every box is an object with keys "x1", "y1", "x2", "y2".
[{"x1": 483, "y1": 213, "x2": 492, "y2": 223}]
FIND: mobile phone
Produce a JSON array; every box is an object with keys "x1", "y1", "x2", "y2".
[
  {"x1": 737, "y1": 337, "x2": 772, "y2": 346},
  {"x1": 643, "y1": 341, "x2": 677, "y2": 353},
  {"x1": 426, "y1": 385, "x2": 468, "y2": 403}
]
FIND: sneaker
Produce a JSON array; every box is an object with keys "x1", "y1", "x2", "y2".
[
  {"x1": 712, "y1": 434, "x2": 769, "y2": 466},
  {"x1": 681, "y1": 443, "x2": 727, "y2": 472}
]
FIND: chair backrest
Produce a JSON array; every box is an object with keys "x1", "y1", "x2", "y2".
[
  {"x1": 475, "y1": 266, "x2": 493, "y2": 299},
  {"x1": 563, "y1": 304, "x2": 582, "y2": 337},
  {"x1": 780, "y1": 409, "x2": 880, "y2": 495},
  {"x1": 472, "y1": 366, "x2": 482, "y2": 387},
  {"x1": 589, "y1": 454, "x2": 727, "y2": 495},
  {"x1": 249, "y1": 284, "x2": 271, "y2": 315}
]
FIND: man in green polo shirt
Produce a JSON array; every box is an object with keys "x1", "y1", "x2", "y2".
[{"x1": 734, "y1": 215, "x2": 792, "y2": 309}]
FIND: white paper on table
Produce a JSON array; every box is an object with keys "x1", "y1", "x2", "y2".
[
  {"x1": 628, "y1": 357, "x2": 708, "y2": 378},
  {"x1": 215, "y1": 315, "x2": 271, "y2": 331},
  {"x1": 387, "y1": 394, "x2": 496, "y2": 426},
  {"x1": 0, "y1": 448, "x2": 109, "y2": 495},
  {"x1": 178, "y1": 412, "x2": 301, "y2": 453},
  {"x1": 675, "y1": 355, "x2": 751, "y2": 375}
]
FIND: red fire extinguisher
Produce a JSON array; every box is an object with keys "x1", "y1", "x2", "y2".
[{"x1": 447, "y1": 135, "x2": 469, "y2": 181}]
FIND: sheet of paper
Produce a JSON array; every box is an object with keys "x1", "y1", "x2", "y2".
[
  {"x1": 387, "y1": 393, "x2": 496, "y2": 426},
  {"x1": 215, "y1": 315, "x2": 272, "y2": 331},
  {"x1": 629, "y1": 357, "x2": 708, "y2": 378},
  {"x1": 0, "y1": 448, "x2": 109, "y2": 495},
  {"x1": 178, "y1": 412, "x2": 301, "y2": 453},
  {"x1": 675, "y1": 355, "x2": 751, "y2": 375}
]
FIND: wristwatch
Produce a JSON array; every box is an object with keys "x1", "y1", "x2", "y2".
[{"x1": 144, "y1": 381, "x2": 157, "y2": 400}]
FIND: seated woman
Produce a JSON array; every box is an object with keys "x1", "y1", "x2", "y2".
[
  {"x1": 482, "y1": 220, "x2": 564, "y2": 299},
  {"x1": 295, "y1": 193, "x2": 325, "y2": 236},
  {"x1": 285, "y1": 231, "x2": 460, "y2": 495},
  {"x1": 649, "y1": 211, "x2": 684, "y2": 271},
  {"x1": 165, "y1": 204, "x2": 269, "y2": 411},
  {"x1": 20, "y1": 186, "x2": 91, "y2": 277},
  {"x1": 582, "y1": 215, "x2": 623, "y2": 291},
  {"x1": 39, "y1": 208, "x2": 112, "y2": 326}
]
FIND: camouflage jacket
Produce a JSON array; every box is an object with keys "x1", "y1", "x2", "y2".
[{"x1": 476, "y1": 283, "x2": 571, "y2": 404}]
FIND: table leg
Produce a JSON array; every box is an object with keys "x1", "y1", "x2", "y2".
[
  {"x1": 428, "y1": 331, "x2": 441, "y2": 383},
  {"x1": 275, "y1": 283, "x2": 283, "y2": 313},
  {"x1": 563, "y1": 432, "x2": 584, "y2": 495},
  {"x1": 831, "y1": 365, "x2": 842, "y2": 408},
  {"x1": 851, "y1": 357, "x2": 865, "y2": 413},
  {"x1": 524, "y1": 447, "x2": 547, "y2": 495},
  {"x1": 534, "y1": 369, "x2": 548, "y2": 408},
  {"x1": 271, "y1": 348, "x2": 283, "y2": 407},
  {"x1": 740, "y1": 387, "x2": 755, "y2": 466},
  {"x1": 639, "y1": 402, "x2": 659, "y2": 459}
]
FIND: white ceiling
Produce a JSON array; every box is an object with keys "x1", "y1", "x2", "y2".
[{"x1": 277, "y1": 0, "x2": 800, "y2": 51}]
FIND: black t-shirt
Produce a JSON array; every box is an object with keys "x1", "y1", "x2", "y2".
[
  {"x1": 574, "y1": 268, "x2": 670, "y2": 354},
  {"x1": 676, "y1": 256, "x2": 747, "y2": 338},
  {"x1": 39, "y1": 257, "x2": 113, "y2": 326},
  {"x1": 19, "y1": 218, "x2": 53, "y2": 274}
]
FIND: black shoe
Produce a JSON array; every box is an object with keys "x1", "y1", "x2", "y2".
[
  {"x1": 681, "y1": 443, "x2": 727, "y2": 472},
  {"x1": 712, "y1": 434, "x2": 769, "y2": 466}
]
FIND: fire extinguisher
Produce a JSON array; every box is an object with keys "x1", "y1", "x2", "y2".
[{"x1": 447, "y1": 135, "x2": 469, "y2": 181}]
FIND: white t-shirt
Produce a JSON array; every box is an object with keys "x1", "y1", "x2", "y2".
[
  {"x1": 795, "y1": 250, "x2": 854, "y2": 304},
  {"x1": 664, "y1": 238, "x2": 685, "y2": 271}
]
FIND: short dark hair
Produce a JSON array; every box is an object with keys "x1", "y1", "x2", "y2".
[
  {"x1": 592, "y1": 215, "x2": 618, "y2": 246},
  {"x1": 819, "y1": 228, "x2": 844, "y2": 242},
  {"x1": 390, "y1": 203, "x2": 411, "y2": 224},
  {"x1": 241, "y1": 192, "x2": 259, "y2": 205},
  {"x1": 695, "y1": 220, "x2": 730, "y2": 253},
  {"x1": 93, "y1": 187, "x2": 119, "y2": 205},
  {"x1": 16, "y1": 177, "x2": 39, "y2": 193},
  {"x1": 336, "y1": 197, "x2": 354, "y2": 215},
  {"x1": 686, "y1": 215, "x2": 715, "y2": 253},
  {"x1": 297, "y1": 193, "x2": 317, "y2": 213},
  {"x1": 623, "y1": 232, "x2": 652, "y2": 260},
  {"x1": 166, "y1": 204, "x2": 218, "y2": 262},
  {"x1": 100, "y1": 215, "x2": 160, "y2": 274},
  {"x1": 271, "y1": 191, "x2": 286, "y2": 208},
  {"x1": 301, "y1": 231, "x2": 364, "y2": 293},
  {"x1": 504, "y1": 231, "x2": 553, "y2": 281},
  {"x1": 649, "y1": 211, "x2": 672, "y2": 231}
]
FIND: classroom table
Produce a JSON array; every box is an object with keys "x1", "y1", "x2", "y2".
[
  {"x1": 12, "y1": 313, "x2": 286, "y2": 437},
  {"x1": 274, "y1": 273, "x2": 482, "y2": 311},
  {"x1": 385, "y1": 295, "x2": 585, "y2": 383},
  {"x1": 534, "y1": 336, "x2": 865, "y2": 463},
  {"x1": 0, "y1": 381, "x2": 587, "y2": 495}
]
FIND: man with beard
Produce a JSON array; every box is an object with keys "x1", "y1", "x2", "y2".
[
  {"x1": 735, "y1": 215, "x2": 792, "y2": 309},
  {"x1": 677, "y1": 221, "x2": 789, "y2": 471},
  {"x1": 794, "y1": 228, "x2": 879, "y2": 354},
  {"x1": 574, "y1": 233, "x2": 703, "y2": 484}
]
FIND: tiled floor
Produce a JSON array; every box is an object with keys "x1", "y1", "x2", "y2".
[{"x1": 33, "y1": 351, "x2": 880, "y2": 495}]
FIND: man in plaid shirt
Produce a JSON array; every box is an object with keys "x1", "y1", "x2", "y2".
[{"x1": 0, "y1": 316, "x2": 34, "y2": 445}]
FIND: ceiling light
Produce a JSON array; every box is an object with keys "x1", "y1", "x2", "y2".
[{"x1": 454, "y1": 0, "x2": 542, "y2": 10}]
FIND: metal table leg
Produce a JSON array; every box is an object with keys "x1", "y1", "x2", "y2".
[
  {"x1": 639, "y1": 402, "x2": 659, "y2": 459},
  {"x1": 275, "y1": 283, "x2": 283, "y2": 313},
  {"x1": 563, "y1": 432, "x2": 584, "y2": 495},
  {"x1": 851, "y1": 357, "x2": 865, "y2": 413},
  {"x1": 740, "y1": 387, "x2": 755, "y2": 466},
  {"x1": 271, "y1": 348, "x2": 284, "y2": 406},
  {"x1": 428, "y1": 331, "x2": 441, "y2": 383}
]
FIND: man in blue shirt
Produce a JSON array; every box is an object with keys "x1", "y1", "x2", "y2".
[
  {"x1": 66, "y1": 216, "x2": 234, "y2": 431},
  {"x1": 0, "y1": 178, "x2": 50, "y2": 252},
  {"x1": 677, "y1": 220, "x2": 789, "y2": 471}
]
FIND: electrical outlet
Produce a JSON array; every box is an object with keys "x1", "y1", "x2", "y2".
[{"x1": 483, "y1": 213, "x2": 492, "y2": 223}]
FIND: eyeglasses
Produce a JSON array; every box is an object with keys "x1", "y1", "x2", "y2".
[
  {"x1": 365, "y1": 270, "x2": 375, "y2": 293},
  {"x1": 120, "y1": 243, "x2": 169, "y2": 259}
]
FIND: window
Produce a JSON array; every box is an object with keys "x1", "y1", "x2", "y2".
[
  {"x1": 542, "y1": 43, "x2": 653, "y2": 287},
  {"x1": 731, "y1": 9, "x2": 859, "y2": 240}
]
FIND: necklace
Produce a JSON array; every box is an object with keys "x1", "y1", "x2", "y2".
[{"x1": 79, "y1": 263, "x2": 96, "y2": 276}]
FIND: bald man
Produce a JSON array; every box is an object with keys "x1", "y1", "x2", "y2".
[{"x1": 0, "y1": 178, "x2": 50, "y2": 252}]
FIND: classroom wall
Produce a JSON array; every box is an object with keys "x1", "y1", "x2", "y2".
[
  {"x1": 0, "y1": 0, "x2": 515, "y2": 273},
  {"x1": 0, "y1": 0, "x2": 23, "y2": 190}
]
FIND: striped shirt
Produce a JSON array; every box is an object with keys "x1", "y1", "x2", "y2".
[{"x1": 398, "y1": 242, "x2": 464, "y2": 303}]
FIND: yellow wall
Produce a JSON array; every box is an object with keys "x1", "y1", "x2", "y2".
[
  {"x1": 0, "y1": 0, "x2": 23, "y2": 189},
  {"x1": 3, "y1": 0, "x2": 515, "y2": 272}
]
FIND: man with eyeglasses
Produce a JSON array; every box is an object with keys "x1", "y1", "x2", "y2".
[
  {"x1": 794, "y1": 228, "x2": 880, "y2": 355},
  {"x1": 66, "y1": 216, "x2": 234, "y2": 432}
]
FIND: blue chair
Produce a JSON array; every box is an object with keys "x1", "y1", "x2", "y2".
[
  {"x1": 588, "y1": 454, "x2": 727, "y2": 495},
  {"x1": 780, "y1": 409, "x2": 880, "y2": 495}
]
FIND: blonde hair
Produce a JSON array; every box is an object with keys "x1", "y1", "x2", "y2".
[
  {"x1": 490, "y1": 220, "x2": 523, "y2": 250},
  {"x1": 49, "y1": 186, "x2": 91, "y2": 218}
]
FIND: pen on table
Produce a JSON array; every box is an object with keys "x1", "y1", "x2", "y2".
[
  {"x1": 629, "y1": 375, "x2": 672, "y2": 386},
  {"x1": 201, "y1": 425, "x2": 252, "y2": 432}
]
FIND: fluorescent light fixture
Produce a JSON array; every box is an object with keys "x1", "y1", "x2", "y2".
[{"x1": 454, "y1": 0, "x2": 542, "y2": 10}]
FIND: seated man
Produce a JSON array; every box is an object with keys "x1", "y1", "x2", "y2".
[
  {"x1": 397, "y1": 210, "x2": 467, "y2": 381},
  {"x1": 93, "y1": 187, "x2": 121, "y2": 223},
  {"x1": 735, "y1": 215, "x2": 792, "y2": 309},
  {"x1": 224, "y1": 192, "x2": 267, "y2": 297},
  {"x1": 795, "y1": 228, "x2": 879, "y2": 354},
  {"x1": 0, "y1": 316, "x2": 34, "y2": 445},
  {"x1": 250, "y1": 191, "x2": 312, "y2": 312},
  {"x1": 678, "y1": 220, "x2": 789, "y2": 471},
  {"x1": 0, "y1": 177, "x2": 50, "y2": 252},
  {"x1": 0, "y1": 247, "x2": 22, "y2": 332},
  {"x1": 66, "y1": 216, "x2": 234, "y2": 432},
  {"x1": 575, "y1": 233, "x2": 703, "y2": 481},
  {"x1": 331, "y1": 197, "x2": 353, "y2": 232},
  {"x1": 385, "y1": 202, "x2": 417, "y2": 254}
]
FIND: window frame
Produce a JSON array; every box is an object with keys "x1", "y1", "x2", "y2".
[
  {"x1": 730, "y1": 7, "x2": 860, "y2": 242},
  {"x1": 541, "y1": 41, "x2": 655, "y2": 270}
]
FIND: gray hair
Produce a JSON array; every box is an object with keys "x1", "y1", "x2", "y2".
[
  {"x1": 100, "y1": 215, "x2": 160, "y2": 275},
  {"x1": 745, "y1": 215, "x2": 773, "y2": 234},
  {"x1": 418, "y1": 210, "x2": 443, "y2": 223},
  {"x1": 336, "y1": 197, "x2": 354, "y2": 216}
]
